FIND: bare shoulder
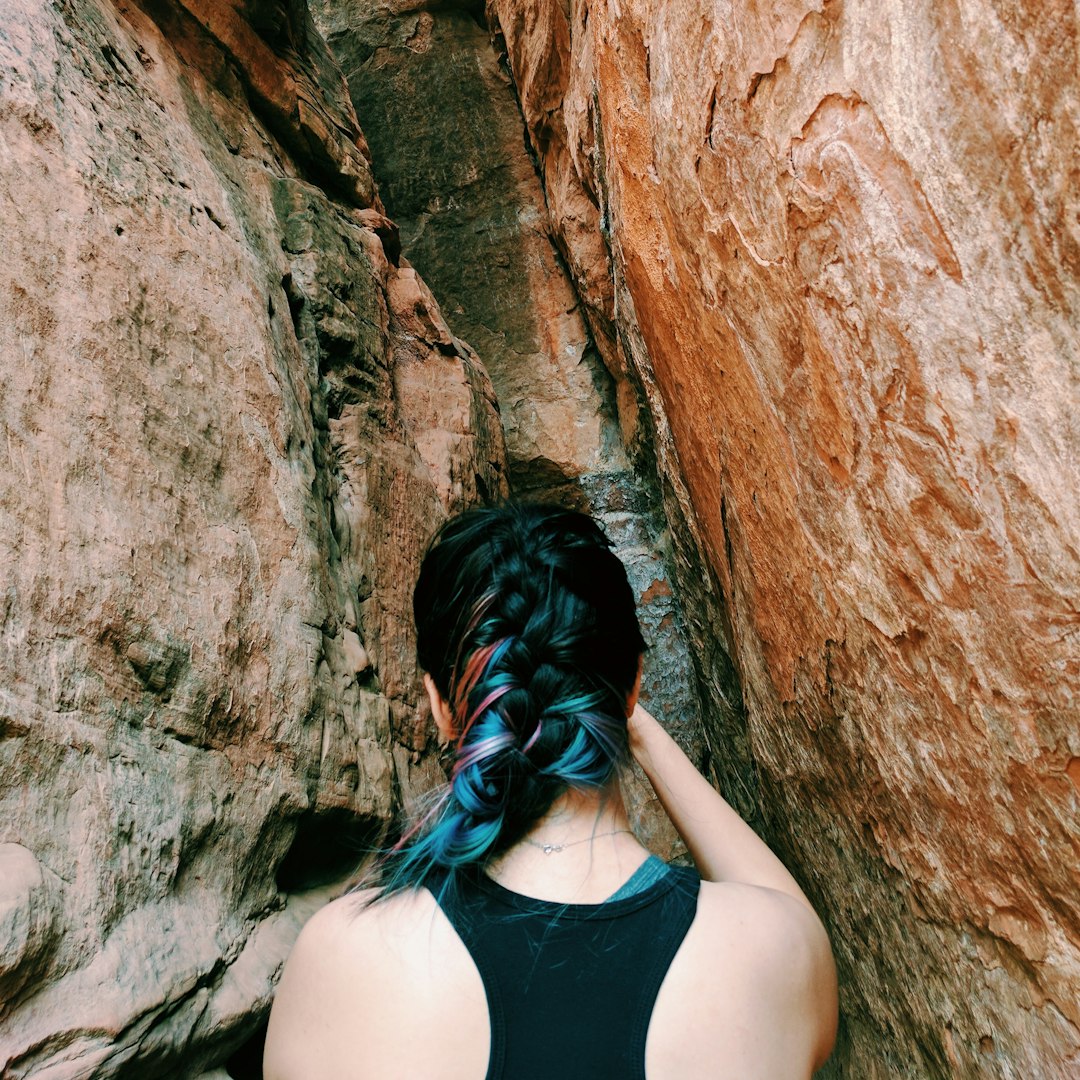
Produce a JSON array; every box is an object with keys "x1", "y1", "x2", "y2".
[
  {"x1": 271, "y1": 887, "x2": 438, "y2": 993},
  {"x1": 648, "y1": 880, "x2": 838, "y2": 1079},
  {"x1": 704, "y1": 881, "x2": 837, "y2": 1069},
  {"x1": 263, "y1": 888, "x2": 456, "y2": 1080},
  {"x1": 287, "y1": 886, "x2": 437, "y2": 956},
  {"x1": 696, "y1": 879, "x2": 836, "y2": 981}
]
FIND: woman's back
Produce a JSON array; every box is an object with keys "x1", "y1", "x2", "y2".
[
  {"x1": 266, "y1": 854, "x2": 834, "y2": 1079},
  {"x1": 264, "y1": 505, "x2": 837, "y2": 1078},
  {"x1": 434, "y1": 861, "x2": 701, "y2": 1079}
]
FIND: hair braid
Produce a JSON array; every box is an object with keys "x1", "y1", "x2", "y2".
[{"x1": 366, "y1": 503, "x2": 646, "y2": 898}]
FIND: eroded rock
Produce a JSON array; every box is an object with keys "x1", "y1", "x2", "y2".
[
  {"x1": 0, "y1": 845, "x2": 59, "y2": 1013},
  {"x1": 313, "y1": 0, "x2": 619, "y2": 488}
]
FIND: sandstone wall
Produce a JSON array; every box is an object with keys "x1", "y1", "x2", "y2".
[
  {"x1": 488, "y1": 0, "x2": 1080, "y2": 1075},
  {"x1": 0, "y1": 0, "x2": 504, "y2": 1074},
  {"x1": 5, "y1": 0, "x2": 1078, "y2": 1074}
]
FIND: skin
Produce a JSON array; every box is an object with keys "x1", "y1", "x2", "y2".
[{"x1": 264, "y1": 668, "x2": 839, "y2": 1079}]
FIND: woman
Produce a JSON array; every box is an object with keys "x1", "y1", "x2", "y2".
[{"x1": 264, "y1": 504, "x2": 837, "y2": 1079}]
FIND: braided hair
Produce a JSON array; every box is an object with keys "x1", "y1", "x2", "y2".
[{"x1": 371, "y1": 503, "x2": 646, "y2": 898}]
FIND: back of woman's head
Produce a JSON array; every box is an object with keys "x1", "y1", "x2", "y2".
[{"x1": 374, "y1": 503, "x2": 646, "y2": 895}]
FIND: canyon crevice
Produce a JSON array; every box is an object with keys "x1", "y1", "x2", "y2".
[{"x1": 1, "y1": 0, "x2": 1077, "y2": 1077}]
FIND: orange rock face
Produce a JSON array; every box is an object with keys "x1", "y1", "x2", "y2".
[{"x1": 490, "y1": 0, "x2": 1080, "y2": 1074}]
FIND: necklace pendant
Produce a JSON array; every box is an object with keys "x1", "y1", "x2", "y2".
[{"x1": 542, "y1": 843, "x2": 562, "y2": 854}]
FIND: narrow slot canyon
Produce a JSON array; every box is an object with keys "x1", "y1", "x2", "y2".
[{"x1": 0, "y1": 1, "x2": 1076, "y2": 1078}]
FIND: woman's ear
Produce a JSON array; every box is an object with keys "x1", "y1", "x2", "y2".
[
  {"x1": 424, "y1": 673, "x2": 455, "y2": 746},
  {"x1": 625, "y1": 654, "x2": 644, "y2": 717}
]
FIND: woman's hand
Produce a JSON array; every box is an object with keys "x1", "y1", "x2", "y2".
[{"x1": 627, "y1": 702, "x2": 813, "y2": 907}]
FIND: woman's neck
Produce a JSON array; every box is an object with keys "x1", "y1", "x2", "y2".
[{"x1": 485, "y1": 783, "x2": 652, "y2": 903}]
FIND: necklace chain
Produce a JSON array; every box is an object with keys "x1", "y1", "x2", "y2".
[{"x1": 524, "y1": 827, "x2": 634, "y2": 855}]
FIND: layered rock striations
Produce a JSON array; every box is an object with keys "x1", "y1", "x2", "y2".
[
  {"x1": 313, "y1": 0, "x2": 614, "y2": 492},
  {"x1": 489, "y1": 0, "x2": 1080, "y2": 1075},
  {"x1": 0, "y1": 0, "x2": 504, "y2": 1073}
]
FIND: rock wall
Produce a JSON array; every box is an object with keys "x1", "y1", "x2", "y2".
[
  {"x1": 488, "y1": 0, "x2": 1080, "y2": 1076},
  {"x1": 0, "y1": 0, "x2": 505, "y2": 1074},
  {"x1": 5, "y1": 0, "x2": 1077, "y2": 1075}
]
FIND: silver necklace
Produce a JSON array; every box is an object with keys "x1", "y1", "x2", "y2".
[{"x1": 524, "y1": 827, "x2": 634, "y2": 855}]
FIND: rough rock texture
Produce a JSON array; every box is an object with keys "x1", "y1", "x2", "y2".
[
  {"x1": 313, "y1": 0, "x2": 613, "y2": 491},
  {"x1": 7, "y1": 0, "x2": 1077, "y2": 1074},
  {"x1": 0, "y1": 0, "x2": 504, "y2": 1074},
  {"x1": 489, "y1": 0, "x2": 1080, "y2": 1076},
  {"x1": 311, "y1": 0, "x2": 709, "y2": 850}
]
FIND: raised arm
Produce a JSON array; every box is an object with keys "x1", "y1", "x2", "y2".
[
  {"x1": 628, "y1": 702, "x2": 813, "y2": 908},
  {"x1": 630, "y1": 703, "x2": 838, "y2": 1071}
]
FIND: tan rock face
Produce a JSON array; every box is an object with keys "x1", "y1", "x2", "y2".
[
  {"x1": 7, "y1": 0, "x2": 1077, "y2": 1072},
  {"x1": 0, "y1": 0, "x2": 503, "y2": 1073},
  {"x1": 313, "y1": 0, "x2": 615, "y2": 489},
  {"x1": 490, "y1": 0, "x2": 1080, "y2": 1075}
]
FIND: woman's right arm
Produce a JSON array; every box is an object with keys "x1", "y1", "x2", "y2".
[
  {"x1": 630, "y1": 703, "x2": 838, "y2": 1070},
  {"x1": 628, "y1": 702, "x2": 814, "y2": 908}
]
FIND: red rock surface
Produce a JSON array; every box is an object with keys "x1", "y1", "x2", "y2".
[
  {"x1": 4, "y1": 0, "x2": 1078, "y2": 1073},
  {"x1": 489, "y1": 0, "x2": 1080, "y2": 1074}
]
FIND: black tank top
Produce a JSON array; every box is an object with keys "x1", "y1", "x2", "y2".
[{"x1": 434, "y1": 865, "x2": 701, "y2": 1080}]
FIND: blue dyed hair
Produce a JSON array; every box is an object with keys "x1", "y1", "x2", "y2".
[{"x1": 369, "y1": 503, "x2": 646, "y2": 899}]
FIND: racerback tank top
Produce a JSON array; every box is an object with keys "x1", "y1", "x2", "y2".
[{"x1": 434, "y1": 864, "x2": 701, "y2": 1080}]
